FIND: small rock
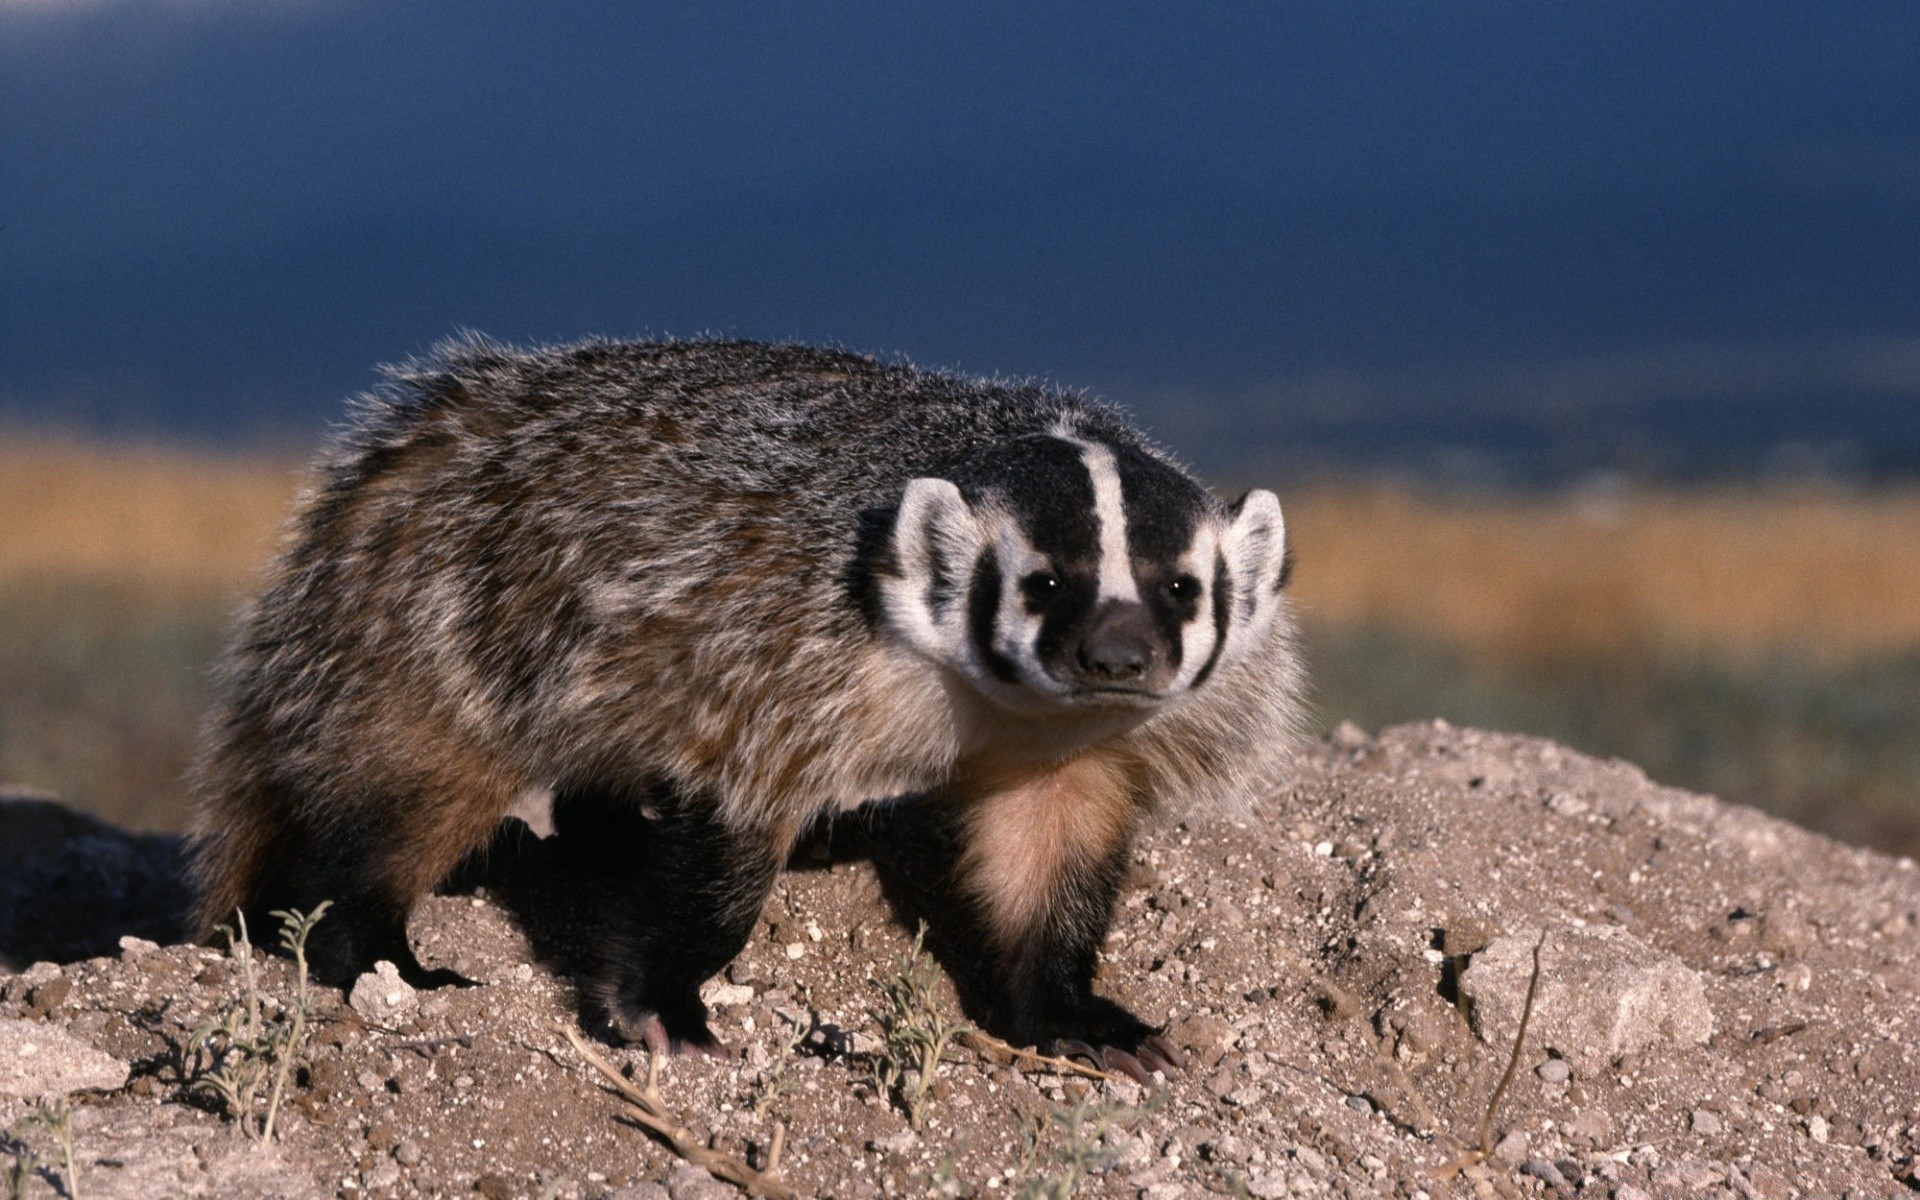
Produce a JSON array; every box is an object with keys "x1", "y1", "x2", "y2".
[
  {"x1": 1564, "y1": 1109, "x2": 1613, "y2": 1144},
  {"x1": 1536, "y1": 1057, "x2": 1571, "y2": 1084},
  {"x1": 1522, "y1": 1158, "x2": 1569, "y2": 1189},
  {"x1": 1245, "y1": 1173, "x2": 1289, "y2": 1199},
  {"x1": 117, "y1": 935, "x2": 160, "y2": 959},
  {"x1": 667, "y1": 1162, "x2": 736, "y2": 1200},
  {"x1": 1690, "y1": 1108, "x2": 1723, "y2": 1136},
  {"x1": 1439, "y1": 919, "x2": 1497, "y2": 957},
  {"x1": 26, "y1": 977, "x2": 72, "y2": 1018},
  {"x1": 1459, "y1": 926, "x2": 1713, "y2": 1075},
  {"x1": 1612, "y1": 1186, "x2": 1652, "y2": 1200},
  {"x1": 699, "y1": 980, "x2": 755, "y2": 1007},
  {"x1": 1805, "y1": 1114, "x2": 1830, "y2": 1143},
  {"x1": 394, "y1": 1139, "x2": 423, "y2": 1166},
  {"x1": 1173, "y1": 1014, "x2": 1233, "y2": 1067},
  {"x1": 363, "y1": 1160, "x2": 402, "y2": 1190},
  {"x1": 350, "y1": 960, "x2": 419, "y2": 1020},
  {"x1": 1757, "y1": 909, "x2": 1812, "y2": 957},
  {"x1": 1491, "y1": 1130, "x2": 1529, "y2": 1166},
  {"x1": 870, "y1": 1130, "x2": 918, "y2": 1155},
  {"x1": 0, "y1": 1017, "x2": 130, "y2": 1097},
  {"x1": 474, "y1": 1173, "x2": 514, "y2": 1200}
]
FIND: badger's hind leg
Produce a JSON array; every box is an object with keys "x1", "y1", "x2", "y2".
[
  {"x1": 552, "y1": 784, "x2": 789, "y2": 1056},
  {"x1": 192, "y1": 760, "x2": 512, "y2": 991},
  {"x1": 271, "y1": 806, "x2": 485, "y2": 992}
]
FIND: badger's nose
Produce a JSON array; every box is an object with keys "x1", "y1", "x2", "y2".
[{"x1": 1074, "y1": 602, "x2": 1158, "y2": 683}]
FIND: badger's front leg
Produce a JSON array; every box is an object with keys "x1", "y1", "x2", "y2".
[
  {"x1": 948, "y1": 750, "x2": 1186, "y2": 1082},
  {"x1": 554, "y1": 788, "x2": 791, "y2": 1056}
]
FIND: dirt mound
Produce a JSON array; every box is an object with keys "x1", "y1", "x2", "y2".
[{"x1": 2, "y1": 723, "x2": 1917, "y2": 1198}]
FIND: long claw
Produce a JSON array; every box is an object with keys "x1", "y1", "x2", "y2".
[
  {"x1": 1098, "y1": 1047, "x2": 1154, "y2": 1085},
  {"x1": 1052, "y1": 1037, "x2": 1099, "y2": 1066},
  {"x1": 639, "y1": 1014, "x2": 674, "y2": 1059},
  {"x1": 1143, "y1": 1033, "x2": 1187, "y2": 1074},
  {"x1": 679, "y1": 1035, "x2": 730, "y2": 1060}
]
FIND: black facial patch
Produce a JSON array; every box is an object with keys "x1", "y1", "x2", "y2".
[
  {"x1": 1105, "y1": 441, "x2": 1215, "y2": 568},
  {"x1": 1189, "y1": 552, "x2": 1233, "y2": 688},
  {"x1": 1032, "y1": 573, "x2": 1101, "y2": 681},
  {"x1": 967, "y1": 551, "x2": 1020, "y2": 684},
  {"x1": 948, "y1": 436, "x2": 1102, "y2": 570}
]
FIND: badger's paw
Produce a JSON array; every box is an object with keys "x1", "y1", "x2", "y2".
[
  {"x1": 1037, "y1": 996, "x2": 1188, "y2": 1084},
  {"x1": 605, "y1": 992, "x2": 729, "y2": 1059}
]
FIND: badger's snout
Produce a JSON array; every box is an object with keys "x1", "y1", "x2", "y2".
[{"x1": 1068, "y1": 602, "x2": 1166, "y2": 691}]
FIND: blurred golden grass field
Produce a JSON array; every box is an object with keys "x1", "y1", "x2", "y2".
[{"x1": 4, "y1": 432, "x2": 1919, "y2": 849}]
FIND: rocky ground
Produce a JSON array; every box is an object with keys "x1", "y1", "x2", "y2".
[{"x1": 3, "y1": 721, "x2": 1918, "y2": 1199}]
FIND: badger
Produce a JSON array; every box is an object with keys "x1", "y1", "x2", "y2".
[{"x1": 188, "y1": 337, "x2": 1304, "y2": 1080}]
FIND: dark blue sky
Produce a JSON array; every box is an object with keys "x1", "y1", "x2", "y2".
[{"x1": 3, "y1": 1, "x2": 1917, "y2": 476}]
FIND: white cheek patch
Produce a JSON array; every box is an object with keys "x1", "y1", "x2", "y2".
[
  {"x1": 985, "y1": 516, "x2": 1057, "y2": 692},
  {"x1": 1167, "y1": 523, "x2": 1224, "y2": 691}
]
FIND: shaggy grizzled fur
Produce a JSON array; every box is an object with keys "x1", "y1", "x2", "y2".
[{"x1": 188, "y1": 336, "x2": 1305, "y2": 1076}]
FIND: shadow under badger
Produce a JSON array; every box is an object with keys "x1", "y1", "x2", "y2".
[{"x1": 188, "y1": 337, "x2": 1304, "y2": 1078}]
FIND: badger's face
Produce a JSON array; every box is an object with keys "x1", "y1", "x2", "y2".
[{"x1": 879, "y1": 430, "x2": 1290, "y2": 715}]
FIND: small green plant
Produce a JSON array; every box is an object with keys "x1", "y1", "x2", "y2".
[
  {"x1": 1015, "y1": 1090, "x2": 1160, "y2": 1200},
  {"x1": 3, "y1": 1094, "x2": 78, "y2": 1200},
  {"x1": 187, "y1": 902, "x2": 332, "y2": 1143},
  {"x1": 751, "y1": 1011, "x2": 810, "y2": 1120},
  {"x1": 869, "y1": 923, "x2": 966, "y2": 1127}
]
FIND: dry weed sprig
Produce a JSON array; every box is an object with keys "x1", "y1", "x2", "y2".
[
  {"x1": 869, "y1": 923, "x2": 967, "y2": 1126},
  {"x1": 3, "y1": 1095, "x2": 79, "y2": 1200},
  {"x1": 1015, "y1": 1089, "x2": 1161, "y2": 1200},
  {"x1": 1433, "y1": 930, "x2": 1548, "y2": 1181},
  {"x1": 750, "y1": 1012, "x2": 809, "y2": 1120},
  {"x1": 186, "y1": 902, "x2": 332, "y2": 1143},
  {"x1": 956, "y1": 1031, "x2": 1125, "y2": 1085},
  {"x1": 556, "y1": 1022, "x2": 797, "y2": 1200}
]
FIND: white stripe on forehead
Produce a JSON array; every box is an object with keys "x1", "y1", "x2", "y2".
[{"x1": 1055, "y1": 428, "x2": 1139, "y2": 603}]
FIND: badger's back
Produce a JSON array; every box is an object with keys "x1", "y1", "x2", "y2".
[{"x1": 188, "y1": 339, "x2": 1152, "y2": 927}]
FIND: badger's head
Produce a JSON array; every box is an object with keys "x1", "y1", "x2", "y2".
[{"x1": 876, "y1": 429, "x2": 1290, "y2": 717}]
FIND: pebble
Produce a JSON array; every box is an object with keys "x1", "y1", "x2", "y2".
[
  {"x1": 348, "y1": 960, "x2": 419, "y2": 1020},
  {"x1": 0, "y1": 1018, "x2": 130, "y2": 1097},
  {"x1": 1245, "y1": 1173, "x2": 1289, "y2": 1199},
  {"x1": 117, "y1": 935, "x2": 160, "y2": 959},
  {"x1": 1536, "y1": 1057, "x2": 1572, "y2": 1084},
  {"x1": 1522, "y1": 1158, "x2": 1569, "y2": 1189},
  {"x1": 363, "y1": 1161, "x2": 401, "y2": 1190},
  {"x1": 475, "y1": 1173, "x2": 513, "y2": 1200},
  {"x1": 1690, "y1": 1108, "x2": 1723, "y2": 1136},
  {"x1": 393, "y1": 1139, "x2": 423, "y2": 1166},
  {"x1": 1492, "y1": 1130, "x2": 1529, "y2": 1166},
  {"x1": 667, "y1": 1162, "x2": 736, "y2": 1200}
]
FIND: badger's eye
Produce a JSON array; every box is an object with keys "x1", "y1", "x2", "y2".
[
  {"x1": 1019, "y1": 571, "x2": 1061, "y2": 608},
  {"x1": 1164, "y1": 575, "x2": 1202, "y2": 604}
]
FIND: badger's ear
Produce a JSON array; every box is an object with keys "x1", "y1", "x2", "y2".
[
  {"x1": 1222, "y1": 488, "x2": 1288, "y2": 639},
  {"x1": 882, "y1": 478, "x2": 983, "y2": 660}
]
